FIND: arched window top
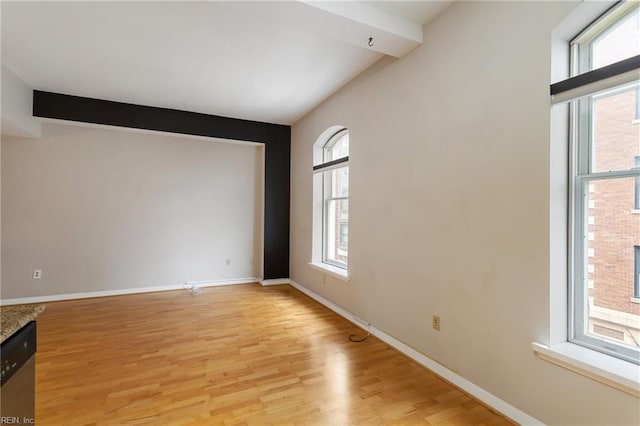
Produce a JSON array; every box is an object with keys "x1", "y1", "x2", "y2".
[
  {"x1": 324, "y1": 128, "x2": 349, "y2": 163},
  {"x1": 313, "y1": 126, "x2": 348, "y2": 170}
]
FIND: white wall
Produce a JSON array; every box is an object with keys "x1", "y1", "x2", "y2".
[
  {"x1": 2, "y1": 122, "x2": 262, "y2": 299},
  {"x1": 1, "y1": 64, "x2": 41, "y2": 296},
  {"x1": 0, "y1": 127, "x2": 2, "y2": 292},
  {"x1": 290, "y1": 1, "x2": 639, "y2": 425},
  {"x1": 1, "y1": 64, "x2": 41, "y2": 139}
]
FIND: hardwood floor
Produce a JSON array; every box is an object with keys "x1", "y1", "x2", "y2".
[{"x1": 35, "y1": 284, "x2": 513, "y2": 425}]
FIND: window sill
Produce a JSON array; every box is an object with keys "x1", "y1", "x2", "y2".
[
  {"x1": 308, "y1": 262, "x2": 350, "y2": 283},
  {"x1": 631, "y1": 297, "x2": 640, "y2": 304},
  {"x1": 631, "y1": 209, "x2": 640, "y2": 215},
  {"x1": 532, "y1": 342, "x2": 639, "y2": 398}
]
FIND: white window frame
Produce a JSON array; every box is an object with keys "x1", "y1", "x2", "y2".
[
  {"x1": 634, "y1": 155, "x2": 640, "y2": 209},
  {"x1": 568, "y1": 1, "x2": 640, "y2": 365},
  {"x1": 321, "y1": 129, "x2": 349, "y2": 269},
  {"x1": 310, "y1": 127, "x2": 350, "y2": 281},
  {"x1": 533, "y1": 1, "x2": 640, "y2": 398},
  {"x1": 635, "y1": 246, "x2": 640, "y2": 299}
]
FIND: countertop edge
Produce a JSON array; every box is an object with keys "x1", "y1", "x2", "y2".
[{"x1": 0, "y1": 304, "x2": 46, "y2": 344}]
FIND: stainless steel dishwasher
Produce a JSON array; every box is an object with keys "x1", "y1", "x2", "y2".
[{"x1": 1, "y1": 321, "x2": 36, "y2": 423}]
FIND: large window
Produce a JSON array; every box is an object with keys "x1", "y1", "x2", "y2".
[
  {"x1": 313, "y1": 128, "x2": 349, "y2": 272},
  {"x1": 563, "y1": 1, "x2": 640, "y2": 364}
]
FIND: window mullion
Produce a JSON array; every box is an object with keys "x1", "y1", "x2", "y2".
[
  {"x1": 578, "y1": 169, "x2": 640, "y2": 180},
  {"x1": 576, "y1": 97, "x2": 592, "y2": 175},
  {"x1": 322, "y1": 171, "x2": 330, "y2": 264},
  {"x1": 572, "y1": 175, "x2": 588, "y2": 342}
]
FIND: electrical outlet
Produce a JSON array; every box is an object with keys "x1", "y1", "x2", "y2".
[
  {"x1": 225, "y1": 258, "x2": 231, "y2": 266},
  {"x1": 432, "y1": 315, "x2": 440, "y2": 331},
  {"x1": 33, "y1": 269, "x2": 42, "y2": 280}
]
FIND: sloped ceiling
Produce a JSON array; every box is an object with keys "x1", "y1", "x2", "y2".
[{"x1": 1, "y1": 1, "x2": 452, "y2": 125}]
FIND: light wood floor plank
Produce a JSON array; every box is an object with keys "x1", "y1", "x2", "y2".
[{"x1": 34, "y1": 284, "x2": 514, "y2": 425}]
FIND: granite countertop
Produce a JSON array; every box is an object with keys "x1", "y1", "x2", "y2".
[{"x1": 0, "y1": 304, "x2": 45, "y2": 343}]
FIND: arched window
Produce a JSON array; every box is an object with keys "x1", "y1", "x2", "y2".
[{"x1": 311, "y1": 127, "x2": 349, "y2": 276}]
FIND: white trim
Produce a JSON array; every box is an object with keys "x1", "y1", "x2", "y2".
[
  {"x1": 185, "y1": 278, "x2": 257, "y2": 287},
  {"x1": 289, "y1": 279, "x2": 367, "y2": 327},
  {"x1": 259, "y1": 278, "x2": 290, "y2": 286},
  {"x1": 0, "y1": 277, "x2": 258, "y2": 306},
  {"x1": 532, "y1": 342, "x2": 640, "y2": 398},
  {"x1": 288, "y1": 280, "x2": 542, "y2": 425},
  {"x1": 308, "y1": 262, "x2": 349, "y2": 282}
]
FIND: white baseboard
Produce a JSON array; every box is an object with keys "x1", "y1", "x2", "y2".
[
  {"x1": 185, "y1": 278, "x2": 257, "y2": 287},
  {"x1": 0, "y1": 277, "x2": 258, "y2": 306},
  {"x1": 259, "y1": 278, "x2": 290, "y2": 286},
  {"x1": 288, "y1": 280, "x2": 543, "y2": 426}
]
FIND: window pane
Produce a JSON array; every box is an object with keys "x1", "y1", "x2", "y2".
[
  {"x1": 591, "y1": 84, "x2": 640, "y2": 173},
  {"x1": 324, "y1": 199, "x2": 348, "y2": 267},
  {"x1": 325, "y1": 132, "x2": 349, "y2": 162},
  {"x1": 571, "y1": 1, "x2": 640, "y2": 363},
  {"x1": 592, "y1": 7, "x2": 640, "y2": 69},
  {"x1": 583, "y1": 177, "x2": 640, "y2": 349},
  {"x1": 328, "y1": 167, "x2": 349, "y2": 198}
]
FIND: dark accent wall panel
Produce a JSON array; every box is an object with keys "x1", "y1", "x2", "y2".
[
  {"x1": 263, "y1": 138, "x2": 291, "y2": 280},
  {"x1": 33, "y1": 90, "x2": 290, "y2": 280}
]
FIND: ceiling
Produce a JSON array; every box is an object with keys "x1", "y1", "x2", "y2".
[{"x1": 1, "y1": 1, "x2": 452, "y2": 125}]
